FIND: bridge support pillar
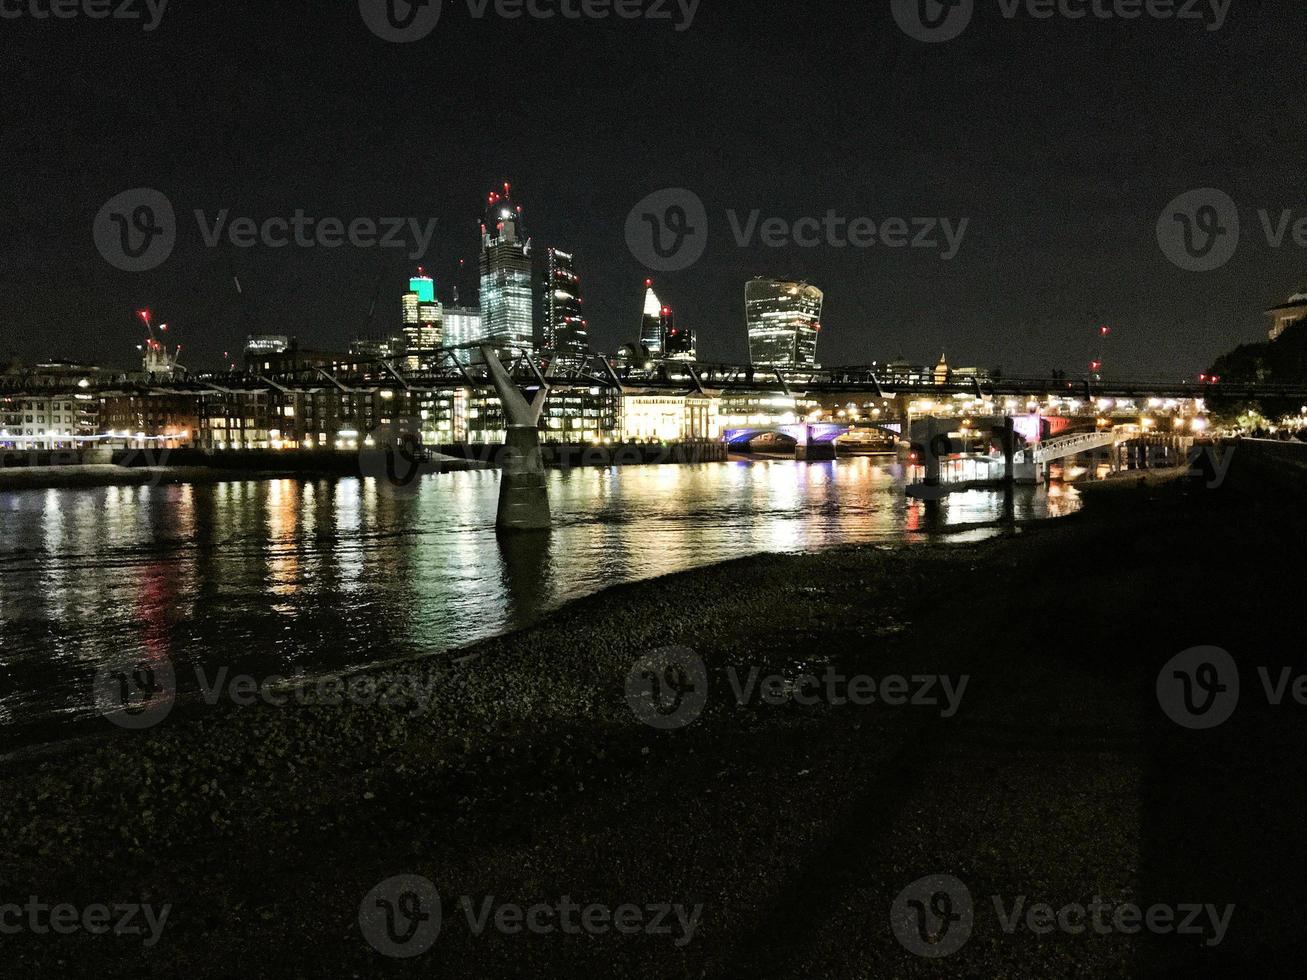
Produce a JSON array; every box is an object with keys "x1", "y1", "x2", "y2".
[
  {"x1": 481, "y1": 346, "x2": 552, "y2": 533},
  {"x1": 923, "y1": 418, "x2": 942, "y2": 490},
  {"x1": 796, "y1": 426, "x2": 837, "y2": 461},
  {"x1": 1013, "y1": 461, "x2": 1044, "y2": 485},
  {"x1": 498, "y1": 425, "x2": 551, "y2": 531},
  {"x1": 1002, "y1": 417, "x2": 1015, "y2": 487}
]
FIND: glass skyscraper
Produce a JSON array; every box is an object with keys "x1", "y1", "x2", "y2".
[
  {"x1": 535, "y1": 247, "x2": 589, "y2": 359},
  {"x1": 479, "y1": 184, "x2": 536, "y2": 352},
  {"x1": 662, "y1": 305, "x2": 696, "y2": 361},
  {"x1": 639, "y1": 280, "x2": 664, "y2": 355},
  {"x1": 441, "y1": 304, "x2": 482, "y2": 364},
  {"x1": 402, "y1": 270, "x2": 442, "y2": 361},
  {"x1": 745, "y1": 278, "x2": 823, "y2": 368}
]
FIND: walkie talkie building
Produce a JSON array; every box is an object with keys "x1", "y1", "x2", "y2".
[{"x1": 746, "y1": 278, "x2": 823, "y2": 368}]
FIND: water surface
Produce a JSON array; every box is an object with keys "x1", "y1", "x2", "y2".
[{"x1": 0, "y1": 458, "x2": 1078, "y2": 736}]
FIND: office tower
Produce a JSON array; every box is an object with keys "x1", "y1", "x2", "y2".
[
  {"x1": 661, "y1": 305, "x2": 697, "y2": 361},
  {"x1": 245, "y1": 335, "x2": 290, "y2": 357},
  {"x1": 402, "y1": 269, "x2": 443, "y2": 358},
  {"x1": 745, "y1": 278, "x2": 823, "y2": 368},
  {"x1": 535, "y1": 247, "x2": 589, "y2": 359},
  {"x1": 639, "y1": 279, "x2": 664, "y2": 355},
  {"x1": 479, "y1": 183, "x2": 536, "y2": 351},
  {"x1": 441, "y1": 304, "x2": 483, "y2": 363}
]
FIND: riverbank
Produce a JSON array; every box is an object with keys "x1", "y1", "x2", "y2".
[
  {"x1": 2, "y1": 451, "x2": 1304, "y2": 976},
  {"x1": 0, "y1": 441, "x2": 725, "y2": 491}
]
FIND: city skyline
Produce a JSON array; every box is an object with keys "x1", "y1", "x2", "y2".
[{"x1": 7, "y1": 1, "x2": 1307, "y2": 376}]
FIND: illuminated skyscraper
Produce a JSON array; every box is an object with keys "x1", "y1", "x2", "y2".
[
  {"x1": 402, "y1": 268, "x2": 442, "y2": 364},
  {"x1": 535, "y1": 247, "x2": 589, "y2": 359},
  {"x1": 639, "y1": 280, "x2": 664, "y2": 355},
  {"x1": 745, "y1": 278, "x2": 823, "y2": 368},
  {"x1": 479, "y1": 183, "x2": 536, "y2": 351},
  {"x1": 441, "y1": 304, "x2": 482, "y2": 363}
]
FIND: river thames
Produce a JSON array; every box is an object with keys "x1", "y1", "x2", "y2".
[{"x1": 0, "y1": 457, "x2": 1078, "y2": 738}]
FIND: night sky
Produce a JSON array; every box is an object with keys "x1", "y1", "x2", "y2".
[{"x1": 3, "y1": 0, "x2": 1305, "y2": 376}]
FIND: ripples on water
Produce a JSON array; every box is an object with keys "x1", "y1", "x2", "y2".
[{"x1": 0, "y1": 458, "x2": 1078, "y2": 735}]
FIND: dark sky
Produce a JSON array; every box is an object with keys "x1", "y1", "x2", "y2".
[{"x1": 3, "y1": 0, "x2": 1305, "y2": 376}]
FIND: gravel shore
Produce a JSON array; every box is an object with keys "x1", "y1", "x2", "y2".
[{"x1": 2, "y1": 451, "x2": 1303, "y2": 977}]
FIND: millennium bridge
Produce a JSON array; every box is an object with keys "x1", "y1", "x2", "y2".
[
  {"x1": 2, "y1": 346, "x2": 1272, "y2": 529},
  {"x1": 4, "y1": 347, "x2": 1306, "y2": 403}
]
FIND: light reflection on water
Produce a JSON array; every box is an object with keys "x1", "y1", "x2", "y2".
[{"x1": 0, "y1": 458, "x2": 1078, "y2": 734}]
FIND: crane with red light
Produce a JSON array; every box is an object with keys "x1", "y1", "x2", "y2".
[{"x1": 135, "y1": 309, "x2": 183, "y2": 375}]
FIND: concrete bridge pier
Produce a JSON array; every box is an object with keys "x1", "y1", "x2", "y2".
[
  {"x1": 796, "y1": 425, "x2": 837, "y2": 461},
  {"x1": 922, "y1": 418, "x2": 942, "y2": 490},
  {"x1": 481, "y1": 346, "x2": 552, "y2": 533},
  {"x1": 1012, "y1": 459, "x2": 1045, "y2": 485}
]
